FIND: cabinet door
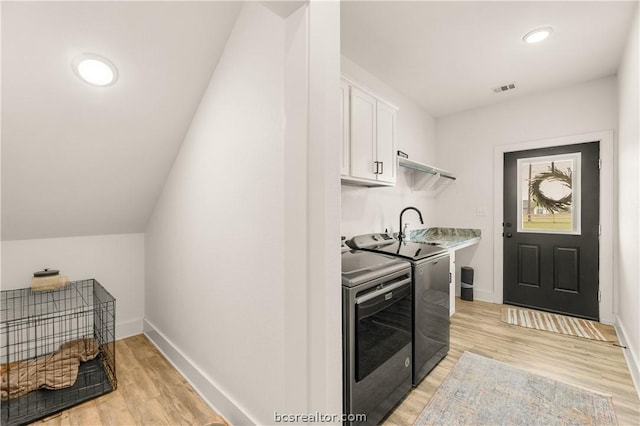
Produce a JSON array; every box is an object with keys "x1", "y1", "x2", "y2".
[
  {"x1": 340, "y1": 81, "x2": 350, "y2": 176},
  {"x1": 449, "y1": 252, "x2": 456, "y2": 316},
  {"x1": 350, "y1": 87, "x2": 377, "y2": 181},
  {"x1": 376, "y1": 100, "x2": 396, "y2": 183}
]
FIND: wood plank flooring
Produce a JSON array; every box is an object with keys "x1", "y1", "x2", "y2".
[
  {"x1": 29, "y1": 299, "x2": 639, "y2": 425},
  {"x1": 31, "y1": 334, "x2": 228, "y2": 426},
  {"x1": 384, "y1": 298, "x2": 640, "y2": 425}
]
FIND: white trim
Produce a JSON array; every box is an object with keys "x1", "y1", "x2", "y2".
[
  {"x1": 115, "y1": 318, "x2": 144, "y2": 341},
  {"x1": 493, "y1": 130, "x2": 614, "y2": 324},
  {"x1": 143, "y1": 319, "x2": 255, "y2": 426},
  {"x1": 614, "y1": 317, "x2": 640, "y2": 397},
  {"x1": 473, "y1": 287, "x2": 495, "y2": 303},
  {"x1": 340, "y1": 73, "x2": 399, "y2": 111}
]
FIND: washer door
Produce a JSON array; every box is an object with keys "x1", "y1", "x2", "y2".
[{"x1": 355, "y1": 280, "x2": 411, "y2": 382}]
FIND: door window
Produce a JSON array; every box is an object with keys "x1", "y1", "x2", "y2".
[{"x1": 517, "y1": 153, "x2": 581, "y2": 234}]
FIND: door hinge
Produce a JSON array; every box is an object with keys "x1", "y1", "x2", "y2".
[
  {"x1": 598, "y1": 158, "x2": 602, "y2": 169},
  {"x1": 598, "y1": 290, "x2": 601, "y2": 302},
  {"x1": 598, "y1": 224, "x2": 601, "y2": 236}
]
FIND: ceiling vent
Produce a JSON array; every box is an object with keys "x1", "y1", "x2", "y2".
[{"x1": 493, "y1": 83, "x2": 516, "y2": 93}]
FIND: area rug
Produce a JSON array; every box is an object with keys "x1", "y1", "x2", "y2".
[
  {"x1": 501, "y1": 306, "x2": 615, "y2": 342},
  {"x1": 414, "y1": 352, "x2": 618, "y2": 426}
]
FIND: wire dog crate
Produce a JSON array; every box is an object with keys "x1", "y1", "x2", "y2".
[{"x1": 1, "y1": 279, "x2": 116, "y2": 426}]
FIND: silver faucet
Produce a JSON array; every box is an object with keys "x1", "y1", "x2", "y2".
[{"x1": 399, "y1": 206, "x2": 424, "y2": 241}]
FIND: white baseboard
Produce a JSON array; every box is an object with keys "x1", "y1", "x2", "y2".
[
  {"x1": 473, "y1": 288, "x2": 494, "y2": 303},
  {"x1": 116, "y1": 318, "x2": 144, "y2": 340},
  {"x1": 143, "y1": 319, "x2": 255, "y2": 425},
  {"x1": 614, "y1": 316, "x2": 640, "y2": 398},
  {"x1": 455, "y1": 286, "x2": 493, "y2": 303}
]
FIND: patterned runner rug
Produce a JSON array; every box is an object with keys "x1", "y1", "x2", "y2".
[
  {"x1": 414, "y1": 351, "x2": 618, "y2": 425},
  {"x1": 501, "y1": 306, "x2": 616, "y2": 342}
]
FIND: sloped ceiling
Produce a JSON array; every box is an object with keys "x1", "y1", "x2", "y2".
[
  {"x1": 1, "y1": 1, "x2": 242, "y2": 240},
  {"x1": 342, "y1": 1, "x2": 637, "y2": 117}
]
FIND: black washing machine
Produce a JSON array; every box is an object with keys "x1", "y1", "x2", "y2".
[
  {"x1": 342, "y1": 250, "x2": 412, "y2": 425},
  {"x1": 348, "y1": 234, "x2": 451, "y2": 386}
]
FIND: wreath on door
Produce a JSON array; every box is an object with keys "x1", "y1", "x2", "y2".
[{"x1": 529, "y1": 166, "x2": 572, "y2": 213}]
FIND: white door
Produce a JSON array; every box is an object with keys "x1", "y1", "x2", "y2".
[
  {"x1": 350, "y1": 87, "x2": 377, "y2": 181},
  {"x1": 376, "y1": 100, "x2": 396, "y2": 184}
]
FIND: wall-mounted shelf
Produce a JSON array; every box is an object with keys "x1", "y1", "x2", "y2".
[
  {"x1": 341, "y1": 175, "x2": 396, "y2": 188},
  {"x1": 397, "y1": 156, "x2": 456, "y2": 195}
]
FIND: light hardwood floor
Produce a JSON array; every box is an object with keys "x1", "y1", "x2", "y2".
[
  {"x1": 31, "y1": 299, "x2": 639, "y2": 426},
  {"x1": 31, "y1": 334, "x2": 228, "y2": 426},
  {"x1": 385, "y1": 298, "x2": 640, "y2": 425}
]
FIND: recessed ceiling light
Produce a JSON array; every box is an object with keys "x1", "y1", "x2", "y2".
[
  {"x1": 523, "y1": 27, "x2": 553, "y2": 44},
  {"x1": 72, "y1": 53, "x2": 118, "y2": 86}
]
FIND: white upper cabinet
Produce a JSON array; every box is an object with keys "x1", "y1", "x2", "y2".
[
  {"x1": 341, "y1": 77, "x2": 398, "y2": 187},
  {"x1": 375, "y1": 100, "x2": 397, "y2": 183},
  {"x1": 350, "y1": 86, "x2": 378, "y2": 181}
]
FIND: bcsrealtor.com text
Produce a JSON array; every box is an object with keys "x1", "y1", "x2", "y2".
[{"x1": 274, "y1": 411, "x2": 367, "y2": 423}]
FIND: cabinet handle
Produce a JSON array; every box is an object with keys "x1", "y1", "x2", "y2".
[
  {"x1": 380, "y1": 161, "x2": 384, "y2": 175},
  {"x1": 374, "y1": 161, "x2": 380, "y2": 174}
]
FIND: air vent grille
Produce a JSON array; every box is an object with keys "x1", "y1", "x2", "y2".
[{"x1": 493, "y1": 83, "x2": 516, "y2": 93}]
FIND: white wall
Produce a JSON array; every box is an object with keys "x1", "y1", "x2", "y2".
[
  {"x1": 616, "y1": 5, "x2": 640, "y2": 394},
  {"x1": 307, "y1": 2, "x2": 342, "y2": 420},
  {"x1": 283, "y1": 4, "x2": 310, "y2": 416},
  {"x1": 144, "y1": 4, "x2": 288, "y2": 424},
  {"x1": 1, "y1": 233, "x2": 145, "y2": 339},
  {"x1": 435, "y1": 76, "x2": 618, "y2": 302},
  {"x1": 341, "y1": 55, "x2": 437, "y2": 237}
]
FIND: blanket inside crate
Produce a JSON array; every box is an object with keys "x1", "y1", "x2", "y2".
[{"x1": 0, "y1": 338, "x2": 99, "y2": 399}]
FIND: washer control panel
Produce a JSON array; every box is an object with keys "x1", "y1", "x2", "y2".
[{"x1": 348, "y1": 233, "x2": 396, "y2": 249}]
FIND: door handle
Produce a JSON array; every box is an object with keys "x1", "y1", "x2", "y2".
[
  {"x1": 355, "y1": 278, "x2": 411, "y2": 304},
  {"x1": 505, "y1": 233, "x2": 513, "y2": 238}
]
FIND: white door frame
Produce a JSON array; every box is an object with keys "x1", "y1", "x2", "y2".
[{"x1": 493, "y1": 130, "x2": 614, "y2": 324}]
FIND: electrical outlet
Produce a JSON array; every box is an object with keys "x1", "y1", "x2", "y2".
[{"x1": 475, "y1": 207, "x2": 487, "y2": 217}]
